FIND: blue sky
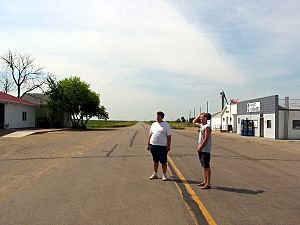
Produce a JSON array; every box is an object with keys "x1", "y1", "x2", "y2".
[{"x1": 1, "y1": 0, "x2": 299, "y2": 120}]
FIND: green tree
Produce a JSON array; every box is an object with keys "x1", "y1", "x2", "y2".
[
  {"x1": 46, "y1": 76, "x2": 108, "y2": 128},
  {"x1": 175, "y1": 118, "x2": 181, "y2": 123},
  {"x1": 45, "y1": 77, "x2": 65, "y2": 127}
]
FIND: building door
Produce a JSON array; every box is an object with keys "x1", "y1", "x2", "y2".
[
  {"x1": 259, "y1": 117, "x2": 264, "y2": 137},
  {"x1": 233, "y1": 115, "x2": 237, "y2": 133},
  {"x1": 0, "y1": 103, "x2": 4, "y2": 129}
]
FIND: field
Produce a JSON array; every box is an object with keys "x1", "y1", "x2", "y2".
[
  {"x1": 168, "y1": 121, "x2": 197, "y2": 130},
  {"x1": 87, "y1": 120, "x2": 196, "y2": 130},
  {"x1": 86, "y1": 120, "x2": 138, "y2": 128},
  {"x1": 145, "y1": 121, "x2": 196, "y2": 130}
]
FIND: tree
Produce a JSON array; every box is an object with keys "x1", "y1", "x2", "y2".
[
  {"x1": 45, "y1": 77, "x2": 65, "y2": 127},
  {"x1": 175, "y1": 118, "x2": 181, "y2": 123},
  {"x1": 46, "y1": 76, "x2": 108, "y2": 128},
  {"x1": 181, "y1": 117, "x2": 186, "y2": 122},
  {"x1": 1, "y1": 49, "x2": 46, "y2": 98},
  {"x1": 97, "y1": 105, "x2": 109, "y2": 120},
  {"x1": 0, "y1": 71, "x2": 14, "y2": 93}
]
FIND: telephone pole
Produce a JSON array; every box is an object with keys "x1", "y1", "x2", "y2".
[{"x1": 206, "y1": 101, "x2": 209, "y2": 113}]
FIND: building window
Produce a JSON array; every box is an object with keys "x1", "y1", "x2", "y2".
[
  {"x1": 267, "y1": 120, "x2": 271, "y2": 128},
  {"x1": 22, "y1": 112, "x2": 27, "y2": 121},
  {"x1": 238, "y1": 118, "x2": 240, "y2": 124},
  {"x1": 293, "y1": 120, "x2": 300, "y2": 130},
  {"x1": 223, "y1": 118, "x2": 225, "y2": 121}
]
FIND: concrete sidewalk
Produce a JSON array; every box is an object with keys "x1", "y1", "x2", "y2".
[{"x1": 1, "y1": 129, "x2": 64, "y2": 138}]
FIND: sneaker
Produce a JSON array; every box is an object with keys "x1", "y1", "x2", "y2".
[
  {"x1": 149, "y1": 173, "x2": 158, "y2": 179},
  {"x1": 162, "y1": 174, "x2": 168, "y2": 181}
]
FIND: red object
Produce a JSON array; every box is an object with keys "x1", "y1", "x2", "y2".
[
  {"x1": 0, "y1": 92, "x2": 35, "y2": 105},
  {"x1": 230, "y1": 99, "x2": 239, "y2": 104}
]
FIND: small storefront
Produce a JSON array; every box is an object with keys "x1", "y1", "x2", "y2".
[{"x1": 236, "y1": 95, "x2": 300, "y2": 139}]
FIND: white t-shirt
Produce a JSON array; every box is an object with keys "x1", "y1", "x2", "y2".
[
  {"x1": 198, "y1": 124, "x2": 212, "y2": 153},
  {"x1": 150, "y1": 121, "x2": 172, "y2": 146}
]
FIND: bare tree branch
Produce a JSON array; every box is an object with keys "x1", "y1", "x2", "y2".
[
  {"x1": 0, "y1": 71, "x2": 15, "y2": 93},
  {"x1": 1, "y1": 49, "x2": 46, "y2": 98}
]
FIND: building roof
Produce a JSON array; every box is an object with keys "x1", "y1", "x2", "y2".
[
  {"x1": 0, "y1": 92, "x2": 36, "y2": 105},
  {"x1": 212, "y1": 111, "x2": 222, "y2": 118},
  {"x1": 22, "y1": 93, "x2": 49, "y2": 105}
]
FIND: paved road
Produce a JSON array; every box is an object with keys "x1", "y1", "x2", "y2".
[{"x1": 0, "y1": 122, "x2": 299, "y2": 224}]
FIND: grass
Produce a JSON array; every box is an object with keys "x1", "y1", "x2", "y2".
[
  {"x1": 87, "y1": 120, "x2": 196, "y2": 130},
  {"x1": 168, "y1": 122, "x2": 196, "y2": 130},
  {"x1": 145, "y1": 121, "x2": 197, "y2": 130},
  {"x1": 86, "y1": 120, "x2": 138, "y2": 129}
]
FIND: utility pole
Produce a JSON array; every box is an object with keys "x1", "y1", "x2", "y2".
[{"x1": 206, "y1": 101, "x2": 209, "y2": 113}]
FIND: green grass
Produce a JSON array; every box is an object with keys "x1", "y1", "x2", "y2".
[
  {"x1": 168, "y1": 122, "x2": 196, "y2": 130},
  {"x1": 86, "y1": 120, "x2": 138, "y2": 129},
  {"x1": 144, "y1": 121, "x2": 196, "y2": 130},
  {"x1": 87, "y1": 120, "x2": 196, "y2": 130}
]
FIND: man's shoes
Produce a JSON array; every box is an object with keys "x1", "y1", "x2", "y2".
[
  {"x1": 162, "y1": 174, "x2": 168, "y2": 181},
  {"x1": 201, "y1": 185, "x2": 211, "y2": 189},
  {"x1": 149, "y1": 173, "x2": 158, "y2": 179},
  {"x1": 197, "y1": 182, "x2": 206, "y2": 186}
]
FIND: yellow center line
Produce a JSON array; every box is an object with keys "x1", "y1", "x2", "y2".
[
  {"x1": 167, "y1": 163, "x2": 199, "y2": 225},
  {"x1": 168, "y1": 156, "x2": 218, "y2": 225}
]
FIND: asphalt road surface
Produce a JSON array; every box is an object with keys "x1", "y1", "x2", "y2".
[{"x1": 0, "y1": 122, "x2": 299, "y2": 225}]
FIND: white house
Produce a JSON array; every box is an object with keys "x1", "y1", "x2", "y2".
[
  {"x1": 220, "y1": 103, "x2": 238, "y2": 133},
  {"x1": 211, "y1": 110, "x2": 223, "y2": 131},
  {"x1": 0, "y1": 92, "x2": 36, "y2": 129},
  {"x1": 236, "y1": 95, "x2": 300, "y2": 139}
]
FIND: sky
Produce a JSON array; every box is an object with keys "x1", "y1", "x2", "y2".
[{"x1": 0, "y1": 0, "x2": 300, "y2": 121}]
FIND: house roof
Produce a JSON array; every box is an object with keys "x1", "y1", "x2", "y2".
[
  {"x1": 22, "y1": 93, "x2": 49, "y2": 105},
  {"x1": 0, "y1": 92, "x2": 36, "y2": 105}
]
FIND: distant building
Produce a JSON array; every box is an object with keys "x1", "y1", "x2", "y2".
[
  {"x1": 211, "y1": 110, "x2": 223, "y2": 131},
  {"x1": 221, "y1": 103, "x2": 237, "y2": 133},
  {"x1": 22, "y1": 93, "x2": 71, "y2": 128},
  {"x1": 236, "y1": 95, "x2": 300, "y2": 139},
  {"x1": 0, "y1": 92, "x2": 36, "y2": 129},
  {"x1": 211, "y1": 102, "x2": 238, "y2": 133}
]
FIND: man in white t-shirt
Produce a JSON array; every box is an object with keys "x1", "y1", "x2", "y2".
[{"x1": 147, "y1": 111, "x2": 172, "y2": 181}]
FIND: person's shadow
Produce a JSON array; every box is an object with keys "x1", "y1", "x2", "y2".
[
  {"x1": 212, "y1": 186, "x2": 265, "y2": 195},
  {"x1": 170, "y1": 177, "x2": 265, "y2": 195}
]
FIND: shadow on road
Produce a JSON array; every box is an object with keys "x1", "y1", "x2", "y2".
[
  {"x1": 212, "y1": 186, "x2": 265, "y2": 195},
  {"x1": 169, "y1": 178, "x2": 265, "y2": 195}
]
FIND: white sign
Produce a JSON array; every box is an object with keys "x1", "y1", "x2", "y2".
[{"x1": 247, "y1": 102, "x2": 260, "y2": 112}]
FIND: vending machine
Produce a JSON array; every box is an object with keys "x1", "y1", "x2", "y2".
[{"x1": 240, "y1": 119, "x2": 254, "y2": 136}]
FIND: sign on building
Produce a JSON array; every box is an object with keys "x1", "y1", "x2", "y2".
[{"x1": 247, "y1": 102, "x2": 260, "y2": 112}]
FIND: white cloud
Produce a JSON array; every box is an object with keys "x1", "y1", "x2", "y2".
[
  {"x1": 1, "y1": 0, "x2": 299, "y2": 119},
  {"x1": 0, "y1": 0, "x2": 247, "y2": 84}
]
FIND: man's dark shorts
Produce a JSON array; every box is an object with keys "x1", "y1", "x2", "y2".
[
  {"x1": 198, "y1": 152, "x2": 210, "y2": 168},
  {"x1": 150, "y1": 144, "x2": 168, "y2": 164}
]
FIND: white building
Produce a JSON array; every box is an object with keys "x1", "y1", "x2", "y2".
[
  {"x1": 0, "y1": 92, "x2": 36, "y2": 129},
  {"x1": 22, "y1": 93, "x2": 72, "y2": 128},
  {"x1": 211, "y1": 102, "x2": 238, "y2": 133},
  {"x1": 220, "y1": 103, "x2": 238, "y2": 133},
  {"x1": 211, "y1": 110, "x2": 222, "y2": 131},
  {"x1": 236, "y1": 95, "x2": 300, "y2": 139}
]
